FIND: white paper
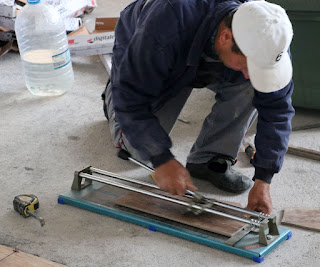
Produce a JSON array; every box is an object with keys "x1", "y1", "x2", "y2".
[
  {"x1": 43, "y1": 0, "x2": 88, "y2": 18},
  {"x1": 64, "y1": 17, "x2": 82, "y2": 31}
]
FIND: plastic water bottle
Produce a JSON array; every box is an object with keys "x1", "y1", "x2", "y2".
[{"x1": 15, "y1": 0, "x2": 74, "y2": 96}]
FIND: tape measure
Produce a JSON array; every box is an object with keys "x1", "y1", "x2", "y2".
[{"x1": 13, "y1": 194, "x2": 45, "y2": 226}]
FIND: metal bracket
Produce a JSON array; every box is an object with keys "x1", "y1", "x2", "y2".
[
  {"x1": 225, "y1": 225, "x2": 258, "y2": 246},
  {"x1": 192, "y1": 191, "x2": 211, "y2": 204},
  {"x1": 259, "y1": 215, "x2": 280, "y2": 246},
  {"x1": 186, "y1": 198, "x2": 214, "y2": 215},
  {"x1": 186, "y1": 202, "x2": 201, "y2": 215},
  {"x1": 226, "y1": 215, "x2": 280, "y2": 246},
  {"x1": 71, "y1": 166, "x2": 93, "y2": 191}
]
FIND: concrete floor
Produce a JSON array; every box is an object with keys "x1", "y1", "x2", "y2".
[{"x1": 1, "y1": 1, "x2": 319, "y2": 266}]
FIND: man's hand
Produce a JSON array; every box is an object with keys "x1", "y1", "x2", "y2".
[
  {"x1": 247, "y1": 179, "x2": 273, "y2": 214},
  {"x1": 154, "y1": 159, "x2": 197, "y2": 196}
]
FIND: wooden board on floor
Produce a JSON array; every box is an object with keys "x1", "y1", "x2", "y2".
[
  {"x1": 0, "y1": 245, "x2": 65, "y2": 267},
  {"x1": 281, "y1": 208, "x2": 320, "y2": 232},
  {"x1": 115, "y1": 188, "x2": 246, "y2": 237},
  {"x1": 287, "y1": 145, "x2": 320, "y2": 161}
]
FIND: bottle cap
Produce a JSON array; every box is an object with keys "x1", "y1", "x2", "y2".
[{"x1": 27, "y1": 0, "x2": 41, "y2": 4}]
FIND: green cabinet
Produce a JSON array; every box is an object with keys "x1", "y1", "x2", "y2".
[{"x1": 270, "y1": 0, "x2": 320, "y2": 109}]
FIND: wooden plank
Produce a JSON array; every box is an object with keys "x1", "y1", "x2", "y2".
[
  {"x1": 0, "y1": 245, "x2": 12, "y2": 261},
  {"x1": 287, "y1": 145, "x2": 320, "y2": 161},
  {"x1": 292, "y1": 123, "x2": 320, "y2": 131},
  {"x1": 281, "y1": 208, "x2": 320, "y2": 232},
  {"x1": 0, "y1": 245, "x2": 65, "y2": 267},
  {"x1": 115, "y1": 188, "x2": 246, "y2": 237}
]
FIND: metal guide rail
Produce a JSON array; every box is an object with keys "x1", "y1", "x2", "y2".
[{"x1": 72, "y1": 166, "x2": 280, "y2": 246}]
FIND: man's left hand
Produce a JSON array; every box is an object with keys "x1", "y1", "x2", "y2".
[{"x1": 247, "y1": 179, "x2": 273, "y2": 214}]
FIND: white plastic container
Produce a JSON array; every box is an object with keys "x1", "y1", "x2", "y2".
[{"x1": 15, "y1": 0, "x2": 74, "y2": 96}]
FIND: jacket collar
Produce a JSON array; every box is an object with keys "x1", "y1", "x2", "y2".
[{"x1": 187, "y1": 0, "x2": 245, "y2": 66}]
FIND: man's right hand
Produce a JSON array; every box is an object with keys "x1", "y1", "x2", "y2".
[{"x1": 154, "y1": 159, "x2": 198, "y2": 196}]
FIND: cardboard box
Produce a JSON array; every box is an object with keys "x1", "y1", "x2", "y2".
[
  {"x1": 67, "y1": 17, "x2": 118, "y2": 57},
  {"x1": 87, "y1": 0, "x2": 97, "y2": 8},
  {"x1": 84, "y1": 0, "x2": 97, "y2": 14}
]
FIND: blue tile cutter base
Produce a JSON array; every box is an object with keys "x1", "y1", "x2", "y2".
[{"x1": 58, "y1": 182, "x2": 292, "y2": 263}]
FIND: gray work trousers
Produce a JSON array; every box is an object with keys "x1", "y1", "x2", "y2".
[{"x1": 103, "y1": 80, "x2": 258, "y2": 164}]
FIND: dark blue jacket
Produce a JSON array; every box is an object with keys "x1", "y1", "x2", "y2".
[{"x1": 111, "y1": 0, "x2": 295, "y2": 183}]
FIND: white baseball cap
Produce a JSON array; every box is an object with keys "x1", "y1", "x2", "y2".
[{"x1": 232, "y1": 0, "x2": 293, "y2": 93}]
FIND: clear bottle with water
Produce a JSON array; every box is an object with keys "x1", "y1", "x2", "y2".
[{"x1": 15, "y1": 0, "x2": 74, "y2": 96}]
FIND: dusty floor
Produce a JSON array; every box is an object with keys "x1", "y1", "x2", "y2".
[{"x1": 1, "y1": 1, "x2": 319, "y2": 266}]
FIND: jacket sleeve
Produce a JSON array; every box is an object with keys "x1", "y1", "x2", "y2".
[
  {"x1": 111, "y1": 7, "x2": 180, "y2": 164},
  {"x1": 252, "y1": 78, "x2": 295, "y2": 183}
]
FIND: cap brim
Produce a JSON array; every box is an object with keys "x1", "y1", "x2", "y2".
[{"x1": 247, "y1": 52, "x2": 292, "y2": 93}]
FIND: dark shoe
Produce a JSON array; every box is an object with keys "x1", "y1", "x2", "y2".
[{"x1": 186, "y1": 158, "x2": 253, "y2": 193}]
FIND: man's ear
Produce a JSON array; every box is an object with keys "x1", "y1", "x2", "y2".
[{"x1": 218, "y1": 28, "x2": 233, "y2": 46}]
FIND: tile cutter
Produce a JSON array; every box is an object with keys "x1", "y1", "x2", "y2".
[
  {"x1": 58, "y1": 152, "x2": 292, "y2": 262},
  {"x1": 70, "y1": 165, "x2": 280, "y2": 247}
]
